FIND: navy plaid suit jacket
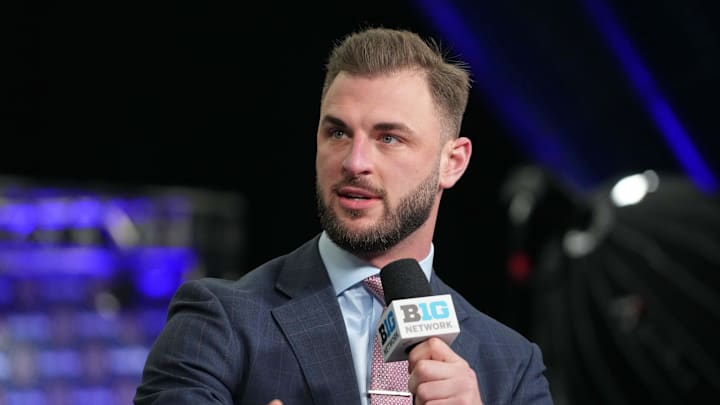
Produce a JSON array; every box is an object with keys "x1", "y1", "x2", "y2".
[{"x1": 134, "y1": 234, "x2": 554, "y2": 405}]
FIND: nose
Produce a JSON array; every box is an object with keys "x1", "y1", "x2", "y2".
[{"x1": 342, "y1": 135, "x2": 373, "y2": 176}]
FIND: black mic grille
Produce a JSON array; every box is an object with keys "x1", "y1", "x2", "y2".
[{"x1": 379, "y1": 258, "x2": 432, "y2": 304}]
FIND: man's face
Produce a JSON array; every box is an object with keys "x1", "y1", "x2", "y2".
[{"x1": 315, "y1": 70, "x2": 446, "y2": 255}]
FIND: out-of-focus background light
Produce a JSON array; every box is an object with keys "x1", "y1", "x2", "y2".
[{"x1": 0, "y1": 177, "x2": 244, "y2": 404}]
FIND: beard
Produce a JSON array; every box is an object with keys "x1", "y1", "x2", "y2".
[{"x1": 316, "y1": 164, "x2": 440, "y2": 256}]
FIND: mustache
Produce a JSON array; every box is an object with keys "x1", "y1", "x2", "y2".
[{"x1": 331, "y1": 177, "x2": 385, "y2": 197}]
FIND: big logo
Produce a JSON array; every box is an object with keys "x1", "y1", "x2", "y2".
[
  {"x1": 378, "y1": 310, "x2": 396, "y2": 345},
  {"x1": 400, "y1": 301, "x2": 450, "y2": 322}
]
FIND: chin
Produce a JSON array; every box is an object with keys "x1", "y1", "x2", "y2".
[{"x1": 339, "y1": 215, "x2": 375, "y2": 229}]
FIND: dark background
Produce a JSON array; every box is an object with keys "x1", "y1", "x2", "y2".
[
  {"x1": 6, "y1": 1, "x2": 720, "y2": 402},
  {"x1": 7, "y1": 0, "x2": 720, "y2": 320},
  {"x1": 6, "y1": 1, "x2": 531, "y2": 318}
]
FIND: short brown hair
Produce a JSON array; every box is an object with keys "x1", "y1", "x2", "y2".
[{"x1": 322, "y1": 27, "x2": 472, "y2": 138}]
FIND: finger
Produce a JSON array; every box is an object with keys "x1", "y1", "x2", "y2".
[
  {"x1": 408, "y1": 337, "x2": 463, "y2": 370},
  {"x1": 414, "y1": 380, "x2": 481, "y2": 405},
  {"x1": 408, "y1": 359, "x2": 449, "y2": 393},
  {"x1": 267, "y1": 400, "x2": 283, "y2": 405},
  {"x1": 409, "y1": 361, "x2": 481, "y2": 405},
  {"x1": 408, "y1": 354, "x2": 470, "y2": 391}
]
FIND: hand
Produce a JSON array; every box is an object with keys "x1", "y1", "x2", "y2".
[
  {"x1": 407, "y1": 337, "x2": 483, "y2": 405},
  {"x1": 267, "y1": 400, "x2": 282, "y2": 405}
]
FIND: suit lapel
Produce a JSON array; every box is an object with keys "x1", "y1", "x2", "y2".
[
  {"x1": 271, "y1": 237, "x2": 361, "y2": 405},
  {"x1": 430, "y1": 272, "x2": 471, "y2": 354}
]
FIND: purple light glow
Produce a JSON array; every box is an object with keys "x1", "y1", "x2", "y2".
[
  {"x1": 412, "y1": 0, "x2": 592, "y2": 189},
  {"x1": 127, "y1": 247, "x2": 196, "y2": 299},
  {"x1": 0, "y1": 203, "x2": 36, "y2": 236},
  {"x1": 581, "y1": 0, "x2": 718, "y2": 193}
]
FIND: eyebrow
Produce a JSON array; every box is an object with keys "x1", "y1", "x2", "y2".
[
  {"x1": 321, "y1": 114, "x2": 412, "y2": 133},
  {"x1": 321, "y1": 115, "x2": 348, "y2": 128}
]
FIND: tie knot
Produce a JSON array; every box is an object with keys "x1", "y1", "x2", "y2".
[{"x1": 363, "y1": 275, "x2": 385, "y2": 305}]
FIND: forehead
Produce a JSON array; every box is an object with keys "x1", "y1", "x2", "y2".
[{"x1": 320, "y1": 70, "x2": 441, "y2": 130}]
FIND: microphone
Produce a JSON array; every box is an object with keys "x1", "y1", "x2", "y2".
[{"x1": 375, "y1": 258, "x2": 460, "y2": 362}]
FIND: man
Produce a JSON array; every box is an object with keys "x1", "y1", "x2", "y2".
[{"x1": 134, "y1": 27, "x2": 554, "y2": 405}]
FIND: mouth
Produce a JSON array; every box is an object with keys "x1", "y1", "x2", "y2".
[
  {"x1": 339, "y1": 192, "x2": 371, "y2": 200},
  {"x1": 337, "y1": 186, "x2": 379, "y2": 200},
  {"x1": 335, "y1": 185, "x2": 381, "y2": 210}
]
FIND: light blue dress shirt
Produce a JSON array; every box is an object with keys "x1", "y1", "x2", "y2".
[{"x1": 318, "y1": 231, "x2": 434, "y2": 405}]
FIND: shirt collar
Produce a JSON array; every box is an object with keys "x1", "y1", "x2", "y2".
[{"x1": 318, "y1": 231, "x2": 434, "y2": 296}]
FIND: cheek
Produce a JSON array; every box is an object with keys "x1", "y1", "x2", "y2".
[
  {"x1": 384, "y1": 172, "x2": 416, "y2": 198},
  {"x1": 315, "y1": 152, "x2": 329, "y2": 173},
  {"x1": 316, "y1": 151, "x2": 340, "y2": 184},
  {"x1": 317, "y1": 145, "x2": 345, "y2": 169}
]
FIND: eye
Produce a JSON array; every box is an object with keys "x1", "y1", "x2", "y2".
[
  {"x1": 331, "y1": 129, "x2": 347, "y2": 139},
  {"x1": 380, "y1": 134, "x2": 398, "y2": 144}
]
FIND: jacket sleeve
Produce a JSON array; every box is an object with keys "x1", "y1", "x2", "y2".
[
  {"x1": 133, "y1": 279, "x2": 242, "y2": 404},
  {"x1": 511, "y1": 342, "x2": 555, "y2": 405}
]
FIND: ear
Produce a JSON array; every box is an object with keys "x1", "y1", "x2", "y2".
[{"x1": 439, "y1": 136, "x2": 472, "y2": 189}]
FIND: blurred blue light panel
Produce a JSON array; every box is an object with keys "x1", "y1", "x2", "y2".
[
  {"x1": 75, "y1": 312, "x2": 120, "y2": 340},
  {"x1": 136, "y1": 266, "x2": 184, "y2": 299},
  {"x1": 0, "y1": 203, "x2": 36, "y2": 236},
  {"x1": 68, "y1": 197, "x2": 105, "y2": 228},
  {"x1": 0, "y1": 278, "x2": 14, "y2": 305},
  {"x1": 8, "y1": 313, "x2": 50, "y2": 342},
  {"x1": 0, "y1": 195, "x2": 178, "y2": 237},
  {"x1": 37, "y1": 349, "x2": 83, "y2": 378},
  {"x1": 0, "y1": 245, "x2": 195, "y2": 280},
  {"x1": 139, "y1": 309, "x2": 171, "y2": 340},
  {"x1": 130, "y1": 247, "x2": 197, "y2": 299},
  {"x1": 413, "y1": 0, "x2": 593, "y2": 188},
  {"x1": 581, "y1": 0, "x2": 718, "y2": 193},
  {"x1": 0, "y1": 353, "x2": 9, "y2": 380},
  {"x1": 0, "y1": 246, "x2": 116, "y2": 277},
  {"x1": 109, "y1": 346, "x2": 150, "y2": 375},
  {"x1": 40, "y1": 276, "x2": 88, "y2": 303},
  {"x1": 70, "y1": 388, "x2": 114, "y2": 404},
  {"x1": 5, "y1": 390, "x2": 45, "y2": 405},
  {"x1": 36, "y1": 199, "x2": 69, "y2": 230},
  {"x1": 0, "y1": 182, "x2": 206, "y2": 405}
]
